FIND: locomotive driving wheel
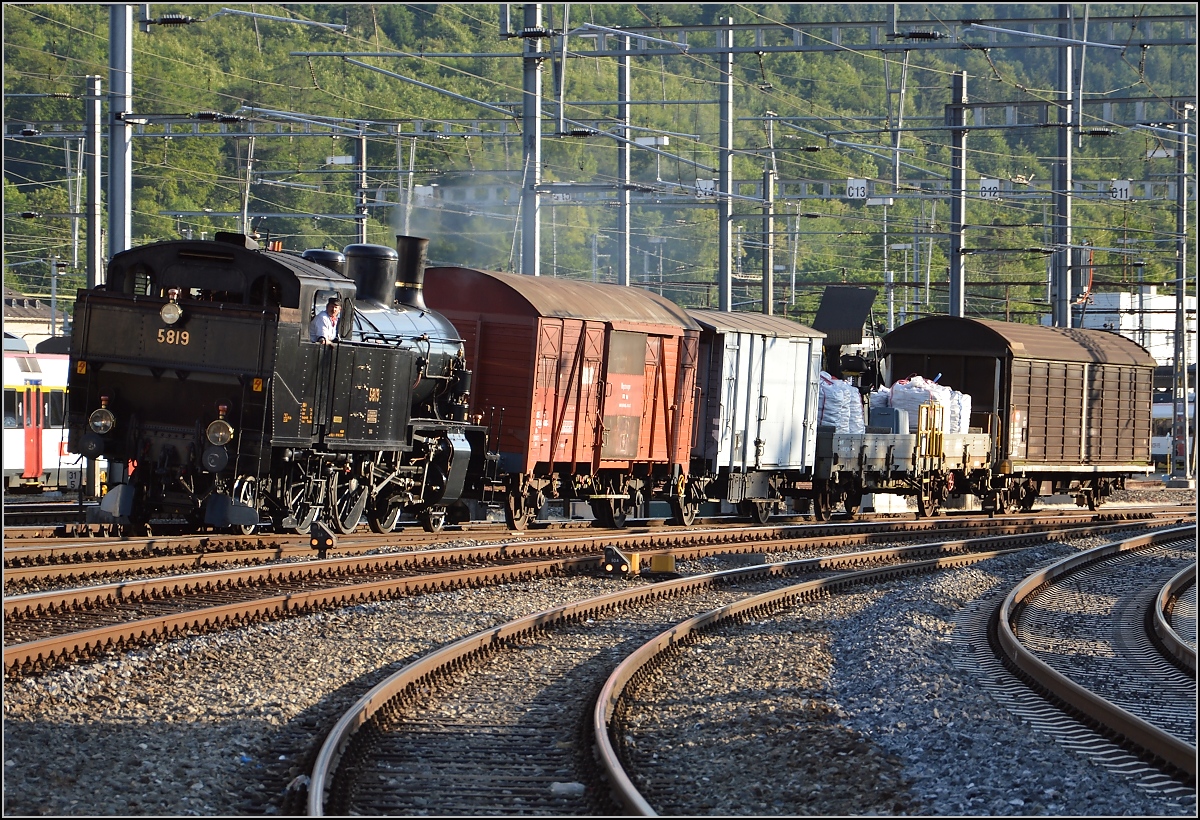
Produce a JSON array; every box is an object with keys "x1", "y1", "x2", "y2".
[
  {"x1": 328, "y1": 471, "x2": 368, "y2": 535},
  {"x1": 276, "y1": 462, "x2": 318, "y2": 535},
  {"x1": 368, "y1": 495, "x2": 402, "y2": 534}
]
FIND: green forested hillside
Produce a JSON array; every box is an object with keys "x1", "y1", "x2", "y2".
[{"x1": 3, "y1": 3, "x2": 1195, "y2": 327}]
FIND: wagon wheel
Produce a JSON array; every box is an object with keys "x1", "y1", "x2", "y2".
[
  {"x1": 811, "y1": 482, "x2": 833, "y2": 523},
  {"x1": 917, "y1": 482, "x2": 941, "y2": 518},
  {"x1": 418, "y1": 506, "x2": 446, "y2": 534},
  {"x1": 589, "y1": 499, "x2": 614, "y2": 528},
  {"x1": 504, "y1": 491, "x2": 533, "y2": 531},
  {"x1": 843, "y1": 488, "x2": 863, "y2": 519},
  {"x1": 328, "y1": 471, "x2": 368, "y2": 535},
  {"x1": 739, "y1": 499, "x2": 772, "y2": 526},
  {"x1": 232, "y1": 476, "x2": 260, "y2": 536},
  {"x1": 1018, "y1": 480, "x2": 1039, "y2": 513},
  {"x1": 368, "y1": 495, "x2": 402, "y2": 534},
  {"x1": 669, "y1": 498, "x2": 698, "y2": 527},
  {"x1": 609, "y1": 498, "x2": 630, "y2": 529},
  {"x1": 590, "y1": 499, "x2": 629, "y2": 529}
]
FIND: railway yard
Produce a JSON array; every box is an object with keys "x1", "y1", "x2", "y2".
[
  {"x1": 5, "y1": 4, "x2": 1196, "y2": 816},
  {"x1": 1, "y1": 483, "x2": 1196, "y2": 817}
]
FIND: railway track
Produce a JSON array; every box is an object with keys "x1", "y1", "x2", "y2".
[
  {"x1": 3, "y1": 508, "x2": 1179, "y2": 591},
  {"x1": 303, "y1": 519, "x2": 1191, "y2": 815},
  {"x1": 6, "y1": 514, "x2": 1187, "y2": 678},
  {"x1": 308, "y1": 536, "x2": 1028, "y2": 814},
  {"x1": 995, "y1": 527, "x2": 1197, "y2": 782},
  {"x1": 4, "y1": 517, "x2": 1193, "y2": 816},
  {"x1": 1159, "y1": 563, "x2": 1197, "y2": 662}
]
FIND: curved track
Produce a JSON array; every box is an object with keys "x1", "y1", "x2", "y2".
[
  {"x1": 304, "y1": 520, "x2": 1188, "y2": 815},
  {"x1": 995, "y1": 527, "x2": 1197, "y2": 781}
]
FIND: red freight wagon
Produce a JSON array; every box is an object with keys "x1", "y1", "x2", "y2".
[{"x1": 425, "y1": 266, "x2": 699, "y2": 529}]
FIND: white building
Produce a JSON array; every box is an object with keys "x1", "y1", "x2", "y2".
[
  {"x1": 1043, "y1": 286, "x2": 1196, "y2": 367},
  {"x1": 2, "y1": 287, "x2": 71, "y2": 350}
]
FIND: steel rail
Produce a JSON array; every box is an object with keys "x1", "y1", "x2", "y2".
[
  {"x1": 5, "y1": 510, "x2": 1179, "y2": 588},
  {"x1": 994, "y1": 526, "x2": 1197, "y2": 780},
  {"x1": 1153, "y1": 561, "x2": 1197, "y2": 674},
  {"x1": 3, "y1": 554, "x2": 594, "y2": 676},
  {"x1": 304, "y1": 521, "x2": 1166, "y2": 815},
  {"x1": 8, "y1": 519, "x2": 1180, "y2": 672},
  {"x1": 592, "y1": 548, "x2": 1025, "y2": 815}
]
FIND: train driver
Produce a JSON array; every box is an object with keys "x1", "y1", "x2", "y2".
[{"x1": 309, "y1": 296, "x2": 341, "y2": 344}]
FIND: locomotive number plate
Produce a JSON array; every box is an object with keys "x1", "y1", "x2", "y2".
[{"x1": 156, "y1": 328, "x2": 191, "y2": 345}]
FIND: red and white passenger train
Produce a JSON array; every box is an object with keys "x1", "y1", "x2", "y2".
[{"x1": 3, "y1": 345, "x2": 83, "y2": 492}]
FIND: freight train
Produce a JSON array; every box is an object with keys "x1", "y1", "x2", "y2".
[{"x1": 67, "y1": 233, "x2": 1156, "y2": 535}]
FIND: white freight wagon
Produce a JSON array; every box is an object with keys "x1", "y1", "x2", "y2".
[{"x1": 685, "y1": 309, "x2": 825, "y2": 524}]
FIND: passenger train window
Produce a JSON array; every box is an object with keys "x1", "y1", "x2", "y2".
[
  {"x1": 45, "y1": 390, "x2": 66, "y2": 427},
  {"x1": 4, "y1": 389, "x2": 22, "y2": 429}
]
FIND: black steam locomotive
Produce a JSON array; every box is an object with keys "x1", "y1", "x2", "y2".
[{"x1": 68, "y1": 232, "x2": 486, "y2": 535}]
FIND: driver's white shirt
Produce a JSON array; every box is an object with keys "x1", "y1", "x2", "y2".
[{"x1": 309, "y1": 310, "x2": 337, "y2": 342}]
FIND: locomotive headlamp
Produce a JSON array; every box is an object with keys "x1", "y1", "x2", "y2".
[
  {"x1": 207, "y1": 405, "x2": 233, "y2": 445},
  {"x1": 160, "y1": 288, "x2": 183, "y2": 325},
  {"x1": 89, "y1": 396, "x2": 115, "y2": 434}
]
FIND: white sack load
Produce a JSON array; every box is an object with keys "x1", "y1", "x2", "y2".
[
  {"x1": 818, "y1": 371, "x2": 865, "y2": 434},
  {"x1": 888, "y1": 375, "x2": 973, "y2": 433},
  {"x1": 868, "y1": 387, "x2": 891, "y2": 414},
  {"x1": 947, "y1": 390, "x2": 972, "y2": 434}
]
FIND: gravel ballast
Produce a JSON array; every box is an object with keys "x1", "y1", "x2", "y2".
[{"x1": 3, "y1": 522, "x2": 1195, "y2": 815}]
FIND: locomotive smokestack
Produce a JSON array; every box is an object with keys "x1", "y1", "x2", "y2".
[{"x1": 395, "y1": 235, "x2": 429, "y2": 310}]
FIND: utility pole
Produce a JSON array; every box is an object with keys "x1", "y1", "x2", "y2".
[
  {"x1": 108, "y1": 4, "x2": 133, "y2": 257},
  {"x1": 355, "y1": 132, "x2": 367, "y2": 243},
  {"x1": 947, "y1": 71, "x2": 967, "y2": 317},
  {"x1": 617, "y1": 34, "x2": 631, "y2": 287},
  {"x1": 1052, "y1": 4, "x2": 1074, "y2": 327},
  {"x1": 85, "y1": 74, "x2": 103, "y2": 288},
  {"x1": 400, "y1": 137, "x2": 415, "y2": 237},
  {"x1": 521, "y1": 4, "x2": 543, "y2": 276},
  {"x1": 762, "y1": 166, "x2": 775, "y2": 315},
  {"x1": 1168, "y1": 102, "x2": 1194, "y2": 487},
  {"x1": 49, "y1": 256, "x2": 60, "y2": 336},
  {"x1": 240, "y1": 135, "x2": 256, "y2": 236},
  {"x1": 718, "y1": 17, "x2": 733, "y2": 311}
]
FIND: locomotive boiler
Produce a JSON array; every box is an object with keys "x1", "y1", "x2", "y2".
[{"x1": 68, "y1": 232, "x2": 484, "y2": 535}]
